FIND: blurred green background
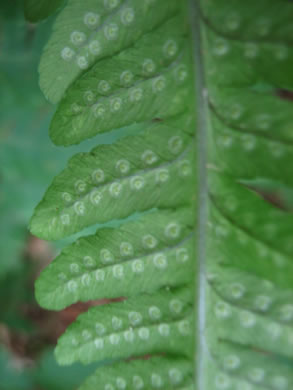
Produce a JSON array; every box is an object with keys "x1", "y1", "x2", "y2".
[{"x1": 0, "y1": 2, "x2": 103, "y2": 389}]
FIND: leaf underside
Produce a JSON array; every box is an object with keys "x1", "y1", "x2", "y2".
[
  {"x1": 30, "y1": 0, "x2": 293, "y2": 389},
  {"x1": 201, "y1": 0, "x2": 293, "y2": 389},
  {"x1": 31, "y1": 0, "x2": 197, "y2": 389}
]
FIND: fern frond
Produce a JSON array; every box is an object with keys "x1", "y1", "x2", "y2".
[
  {"x1": 30, "y1": 0, "x2": 197, "y2": 387},
  {"x1": 39, "y1": 0, "x2": 183, "y2": 104},
  {"x1": 49, "y1": 15, "x2": 191, "y2": 146},
  {"x1": 30, "y1": 116, "x2": 196, "y2": 240},
  {"x1": 55, "y1": 288, "x2": 193, "y2": 365},
  {"x1": 200, "y1": 0, "x2": 293, "y2": 388},
  {"x1": 30, "y1": 0, "x2": 293, "y2": 388},
  {"x1": 36, "y1": 210, "x2": 195, "y2": 310}
]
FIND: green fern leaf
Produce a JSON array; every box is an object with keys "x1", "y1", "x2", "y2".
[
  {"x1": 48, "y1": 14, "x2": 191, "y2": 145},
  {"x1": 198, "y1": 0, "x2": 293, "y2": 389},
  {"x1": 35, "y1": 210, "x2": 195, "y2": 310},
  {"x1": 79, "y1": 357, "x2": 194, "y2": 390},
  {"x1": 39, "y1": 0, "x2": 182, "y2": 104},
  {"x1": 29, "y1": 0, "x2": 293, "y2": 389},
  {"x1": 30, "y1": 117, "x2": 195, "y2": 240},
  {"x1": 55, "y1": 289, "x2": 193, "y2": 365}
]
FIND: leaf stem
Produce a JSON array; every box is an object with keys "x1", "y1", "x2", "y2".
[{"x1": 189, "y1": 1, "x2": 208, "y2": 388}]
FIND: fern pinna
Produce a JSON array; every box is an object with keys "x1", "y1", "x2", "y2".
[{"x1": 27, "y1": 0, "x2": 293, "y2": 389}]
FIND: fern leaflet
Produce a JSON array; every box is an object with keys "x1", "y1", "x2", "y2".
[{"x1": 31, "y1": 0, "x2": 197, "y2": 389}]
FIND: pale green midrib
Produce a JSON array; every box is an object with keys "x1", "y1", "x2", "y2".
[{"x1": 190, "y1": 1, "x2": 208, "y2": 389}]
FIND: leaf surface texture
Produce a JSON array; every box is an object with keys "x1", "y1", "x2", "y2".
[{"x1": 30, "y1": 0, "x2": 293, "y2": 389}]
